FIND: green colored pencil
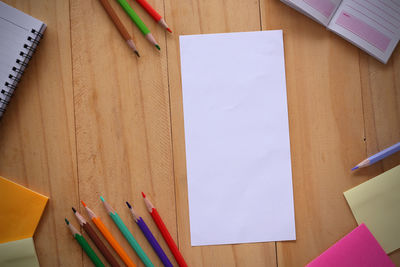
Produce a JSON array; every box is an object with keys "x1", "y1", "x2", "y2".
[
  {"x1": 65, "y1": 218, "x2": 105, "y2": 267},
  {"x1": 100, "y1": 196, "x2": 154, "y2": 267},
  {"x1": 116, "y1": 0, "x2": 160, "y2": 50}
]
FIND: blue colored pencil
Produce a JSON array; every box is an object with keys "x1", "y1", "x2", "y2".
[
  {"x1": 352, "y1": 141, "x2": 400, "y2": 170},
  {"x1": 126, "y1": 201, "x2": 173, "y2": 267}
]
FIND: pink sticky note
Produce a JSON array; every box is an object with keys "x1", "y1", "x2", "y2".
[
  {"x1": 336, "y1": 11, "x2": 391, "y2": 52},
  {"x1": 307, "y1": 224, "x2": 395, "y2": 267}
]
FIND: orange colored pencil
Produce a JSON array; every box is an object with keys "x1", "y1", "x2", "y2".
[
  {"x1": 97, "y1": 0, "x2": 140, "y2": 57},
  {"x1": 81, "y1": 200, "x2": 137, "y2": 267}
]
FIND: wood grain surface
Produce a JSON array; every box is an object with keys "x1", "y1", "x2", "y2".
[{"x1": 0, "y1": 0, "x2": 398, "y2": 266}]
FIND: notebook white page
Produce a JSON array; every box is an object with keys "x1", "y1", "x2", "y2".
[
  {"x1": 328, "y1": 0, "x2": 400, "y2": 63},
  {"x1": 0, "y1": 1, "x2": 46, "y2": 118},
  {"x1": 180, "y1": 30, "x2": 296, "y2": 246}
]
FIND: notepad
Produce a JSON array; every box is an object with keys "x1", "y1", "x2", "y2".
[
  {"x1": 0, "y1": 176, "x2": 48, "y2": 244},
  {"x1": 344, "y1": 165, "x2": 400, "y2": 253},
  {"x1": 0, "y1": 1, "x2": 46, "y2": 119},
  {"x1": 306, "y1": 224, "x2": 395, "y2": 267},
  {"x1": 0, "y1": 238, "x2": 40, "y2": 267},
  {"x1": 179, "y1": 30, "x2": 296, "y2": 246},
  {"x1": 281, "y1": 0, "x2": 400, "y2": 63}
]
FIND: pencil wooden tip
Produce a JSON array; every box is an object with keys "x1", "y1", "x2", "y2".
[
  {"x1": 81, "y1": 200, "x2": 87, "y2": 207},
  {"x1": 65, "y1": 218, "x2": 69, "y2": 225},
  {"x1": 72, "y1": 207, "x2": 76, "y2": 213},
  {"x1": 126, "y1": 201, "x2": 132, "y2": 209},
  {"x1": 142, "y1": 193, "x2": 154, "y2": 212},
  {"x1": 127, "y1": 39, "x2": 139, "y2": 57}
]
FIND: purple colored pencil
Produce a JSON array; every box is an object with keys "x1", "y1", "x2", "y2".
[{"x1": 126, "y1": 202, "x2": 173, "y2": 267}]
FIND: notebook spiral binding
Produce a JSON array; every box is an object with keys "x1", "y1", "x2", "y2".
[{"x1": 0, "y1": 28, "x2": 44, "y2": 117}]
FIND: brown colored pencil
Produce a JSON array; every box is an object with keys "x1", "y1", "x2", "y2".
[
  {"x1": 72, "y1": 207, "x2": 120, "y2": 267},
  {"x1": 98, "y1": 0, "x2": 140, "y2": 57}
]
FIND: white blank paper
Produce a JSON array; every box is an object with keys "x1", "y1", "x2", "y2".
[{"x1": 179, "y1": 30, "x2": 296, "y2": 246}]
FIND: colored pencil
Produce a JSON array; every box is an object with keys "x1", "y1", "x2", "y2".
[
  {"x1": 81, "y1": 200, "x2": 137, "y2": 267},
  {"x1": 98, "y1": 0, "x2": 140, "y2": 57},
  {"x1": 116, "y1": 0, "x2": 160, "y2": 50},
  {"x1": 142, "y1": 192, "x2": 188, "y2": 267},
  {"x1": 352, "y1": 141, "x2": 400, "y2": 170},
  {"x1": 72, "y1": 207, "x2": 120, "y2": 267},
  {"x1": 134, "y1": 0, "x2": 172, "y2": 32},
  {"x1": 126, "y1": 201, "x2": 173, "y2": 267},
  {"x1": 100, "y1": 196, "x2": 154, "y2": 267},
  {"x1": 65, "y1": 218, "x2": 105, "y2": 267}
]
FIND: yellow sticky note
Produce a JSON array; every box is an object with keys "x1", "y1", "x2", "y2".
[
  {"x1": 0, "y1": 176, "x2": 48, "y2": 244},
  {"x1": 344, "y1": 165, "x2": 400, "y2": 253},
  {"x1": 0, "y1": 238, "x2": 40, "y2": 267}
]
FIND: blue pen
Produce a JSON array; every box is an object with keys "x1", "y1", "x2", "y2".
[{"x1": 352, "y1": 142, "x2": 400, "y2": 170}]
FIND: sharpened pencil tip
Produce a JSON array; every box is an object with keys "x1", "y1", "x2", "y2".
[
  {"x1": 135, "y1": 51, "x2": 140, "y2": 57},
  {"x1": 351, "y1": 166, "x2": 359, "y2": 171},
  {"x1": 100, "y1": 196, "x2": 105, "y2": 202},
  {"x1": 155, "y1": 44, "x2": 160, "y2": 50},
  {"x1": 81, "y1": 200, "x2": 87, "y2": 207},
  {"x1": 141, "y1": 192, "x2": 146, "y2": 198},
  {"x1": 65, "y1": 218, "x2": 69, "y2": 225},
  {"x1": 167, "y1": 28, "x2": 172, "y2": 33},
  {"x1": 72, "y1": 207, "x2": 76, "y2": 213},
  {"x1": 126, "y1": 201, "x2": 132, "y2": 209}
]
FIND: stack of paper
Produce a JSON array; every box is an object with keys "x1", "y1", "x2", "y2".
[
  {"x1": 0, "y1": 176, "x2": 48, "y2": 266},
  {"x1": 307, "y1": 224, "x2": 395, "y2": 266},
  {"x1": 179, "y1": 30, "x2": 296, "y2": 246},
  {"x1": 0, "y1": 238, "x2": 40, "y2": 267},
  {"x1": 344, "y1": 165, "x2": 400, "y2": 253}
]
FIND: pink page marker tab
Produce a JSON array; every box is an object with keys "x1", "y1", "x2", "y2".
[
  {"x1": 336, "y1": 11, "x2": 391, "y2": 52},
  {"x1": 303, "y1": 0, "x2": 336, "y2": 18},
  {"x1": 307, "y1": 224, "x2": 395, "y2": 267}
]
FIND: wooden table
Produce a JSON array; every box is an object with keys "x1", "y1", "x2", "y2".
[{"x1": 1, "y1": 0, "x2": 399, "y2": 266}]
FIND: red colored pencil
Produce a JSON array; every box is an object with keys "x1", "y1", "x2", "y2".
[
  {"x1": 142, "y1": 192, "x2": 187, "y2": 267},
  {"x1": 134, "y1": 0, "x2": 172, "y2": 33}
]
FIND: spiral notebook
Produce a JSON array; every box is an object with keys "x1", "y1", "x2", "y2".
[{"x1": 0, "y1": 1, "x2": 46, "y2": 119}]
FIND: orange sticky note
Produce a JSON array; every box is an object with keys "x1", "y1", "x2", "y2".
[{"x1": 0, "y1": 176, "x2": 48, "y2": 244}]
